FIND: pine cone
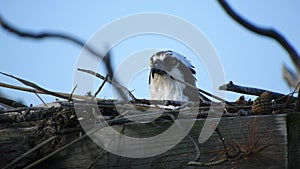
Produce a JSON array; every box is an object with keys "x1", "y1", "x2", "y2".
[{"x1": 252, "y1": 92, "x2": 273, "y2": 114}]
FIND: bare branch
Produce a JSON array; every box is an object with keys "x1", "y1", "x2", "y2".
[
  {"x1": 77, "y1": 68, "x2": 137, "y2": 101},
  {"x1": 92, "y1": 75, "x2": 108, "y2": 100},
  {"x1": 23, "y1": 134, "x2": 88, "y2": 169},
  {"x1": 102, "y1": 51, "x2": 131, "y2": 101},
  {"x1": 0, "y1": 95, "x2": 26, "y2": 107},
  {"x1": 87, "y1": 150, "x2": 106, "y2": 169},
  {"x1": 0, "y1": 81, "x2": 92, "y2": 100},
  {"x1": 0, "y1": 72, "x2": 73, "y2": 101},
  {"x1": 170, "y1": 75, "x2": 232, "y2": 106},
  {"x1": 218, "y1": 0, "x2": 300, "y2": 73},
  {"x1": 0, "y1": 15, "x2": 103, "y2": 60},
  {"x1": 3, "y1": 136, "x2": 58, "y2": 169},
  {"x1": 0, "y1": 16, "x2": 132, "y2": 102},
  {"x1": 34, "y1": 92, "x2": 47, "y2": 107},
  {"x1": 219, "y1": 81, "x2": 295, "y2": 101}
]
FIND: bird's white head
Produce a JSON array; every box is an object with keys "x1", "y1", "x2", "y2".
[{"x1": 149, "y1": 50, "x2": 199, "y2": 101}]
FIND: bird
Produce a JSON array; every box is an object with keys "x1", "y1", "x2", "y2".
[{"x1": 149, "y1": 50, "x2": 209, "y2": 102}]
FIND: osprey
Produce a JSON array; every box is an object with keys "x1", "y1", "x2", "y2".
[{"x1": 149, "y1": 50, "x2": 208, "y2": 102}]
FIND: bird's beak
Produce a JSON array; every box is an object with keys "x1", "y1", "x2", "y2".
[{"x1": 151, "y1": 60, "x2": 166, "y2": 78}]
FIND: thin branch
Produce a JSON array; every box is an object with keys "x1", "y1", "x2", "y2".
[
  {"x1": 3, "y1": 136, "x2": 58, "y2": 169},
  {"x1": 102, "y1": 51, "x2": 130, "y2": 101},
  {"x1": 218, "y1": 0, "x2": 300, "y2": 73},
  {"x1": 0, "y1": 15, "x2": 103, "y2": 60},
  {"x1": 187, "y1": 158, "x2": 228, "y2": 167},
  {"x1": 87, "y1": 150, "x2": 106, "y2": 169},
  {"x1": 0, "y1": 72, "x2": 72, "y2": 101},
  {"x1": 92, "y1": 75, "x2": 108, "y2": 100},
  {"x1": 215, "y1": 127, "x2": 229, "y2": 158},
  {"x1": 23, "y1": 113, "x2": 134, "y2": 169},
  {"x1": 69, "y1": 85, "x2": 77, "y2": 101},
  {"x1": 23, "y1": 134, "x2": 87, "y2": 169},
  {"x1": 0, "y1": 81, "x2": 96, "y2": 100},
  {"x1": 34, "y1": 92, "x2": 47, "y2": 107},
  {"x1": 164, "y1": 113, "x2": 201, "y2": 161},
  {"x1": 170, "y1": 75, "x2": 232, "y2": 106},
  {"x1": 0, "y1": 96, "x2": 27, "y2": 107},
  {"x1": 219, "y1": 81, "x2": 296, "y2": 101},
  {"x1": 0, "y1": 16, "x2": 129, "y2": 102},
  {"x1": 77, "y1": 68, "x2": 136, "y2": 101}
]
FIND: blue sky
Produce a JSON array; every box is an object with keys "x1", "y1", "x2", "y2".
[{"x1": 0, "y1": 1, "x2": 299, "y2": 105}]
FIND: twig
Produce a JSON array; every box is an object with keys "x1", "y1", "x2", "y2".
[
  {"x1": 55, "y1": 127, "x2": 83, "y2": 135},
  {"x1": 187, "y1": 145, "x2": 241, "y2": 167},
  {"x1": 0, "y1": 15, "x2": 103, "y2": 60},
  {"x1": 170, "y1": 75, "x2": 232, "y2": 106},
  {"x1": 215, "y1": 127, "x2": 229, "y2": 158},
  {"x1": 164, "y1": 113, "x2": 201, "y2": 161},
  {"x1": 69, "y1": 85, "x2": 77, "y2": 101},
  {"x1": 23, "y1": 114, "x2": 137, "y2": 169},
  {"x1": 24, "y1": 134, "x2": 88, "y2": 169},
  {"x1": 218, "y1": 0, "x2": 300, "y2": 73},
  {"x1": 3, "y1": 136, "x2": 58, "y2": 169},
  {"x1": 219, "y1": 81, "x2": 295, "y2": 101},
  {"x1": 278, "y1": 82, "x2": 300, "y2": 111},
  {"x1": 187, "y1": 158, "x2": 228, "y2": 167},
  {"x1": 102, "y1": 51, "x2": 130, "y2": 101},
  {"x1": 0, "y1": 96, "x2": 27, "y2": 108},
  {"x1": 34, "y1": 92, "x2": 47, "y2": 107},
  {"x1": 0, "y1": 82, "x2": 98, "y2": 101},
  {"x1": 92, "y1": 75, "x2": 108, "y2": 100},
  {"x1": 77, "y1": 68, "x2": 136, "y2": 101},
  {"x1": 0, "y1": 16, "x2": 129, "y2": 102},
  {"x1": 0, "y1": 106, "x2": 40, "y2": 113},
  {"x1": 87, "y1": 150, "x2": 106, "y2": 169},
  {"x1": 0, "y1": 72, "x2": 73, "y2": 101}
]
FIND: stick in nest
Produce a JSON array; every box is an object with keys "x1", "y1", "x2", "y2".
[
  {"x1": 77, "y1": 68, "x2": 136, "y2": 101},
  {"x1": 0, "y1": 72, "x2": 73, "y2": 101}
]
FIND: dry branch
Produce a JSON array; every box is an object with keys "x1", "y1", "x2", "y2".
[
  {"x1": 2, "y1": 136, "x2": 58, "y2": 169},
  {"x1": 218, "y1": 0, "x2": 300, "y2": 72},
  {"x1": 102, "y1": 51, "x2": 133, "y2": 101},
  {"x1": 0, "y1": 82, "x2": 97, "y2": 101},
  {"x1": 218, "y1": 0, "x2": 300, "y2": 107},
  {"x1": 78, "y1": 68, "x2": 136, "y2": 101},
  {"x1": 92, "y1": 75, "x2": 108, "y2": 100},
  {"x1": 23, "y1": 134, "x2": 88, "y2": 169},
  {"x1": 219, "y1": 81, "x2": 296, "y2": 102},
  {"x1": 0, "y1": 96, "x2": 26, "y2": 108},
  {"x1": 87, "y1": 150, "x2": 106, "y2": 169},
  {"x1": 0, "y1": 16, "x2": 130, "y2": 103},
  {"x1": 0, "y1": 72, "x2": 73, "y2": 101},
  {"x1": 0, "y1": 15, "x2": 103, "y2": 60},
  {"x1": 22, "y1": 106, "x2": 157, "y2": 168}
]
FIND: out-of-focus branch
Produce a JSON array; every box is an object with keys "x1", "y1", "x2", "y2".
[
  {"x1": 0, "y1": 15, "x2": 131, "y2": 101},
  {"x1": 282, "y1": 64, "x2": 300, "y2": 88},
  {"x1": 218, "y1": 1, "x2": 300, "y2": 107},
  {"x1": 0, "y1": 15, "x2": 103, "y2": 59},
  {"x1": 102, "y1": 51, "x2": 132, "y2": 101},
  {"x1": 218, "y1": 0, "x2": 300, "y2": 72}
]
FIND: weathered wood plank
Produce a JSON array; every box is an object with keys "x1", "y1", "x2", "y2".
[
  {"x1": 33, "y1": 114, "x2": 290, "y2": 169},
  {"x1": 288, "y1": 112, "x2": 300, "y2": 168}
]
